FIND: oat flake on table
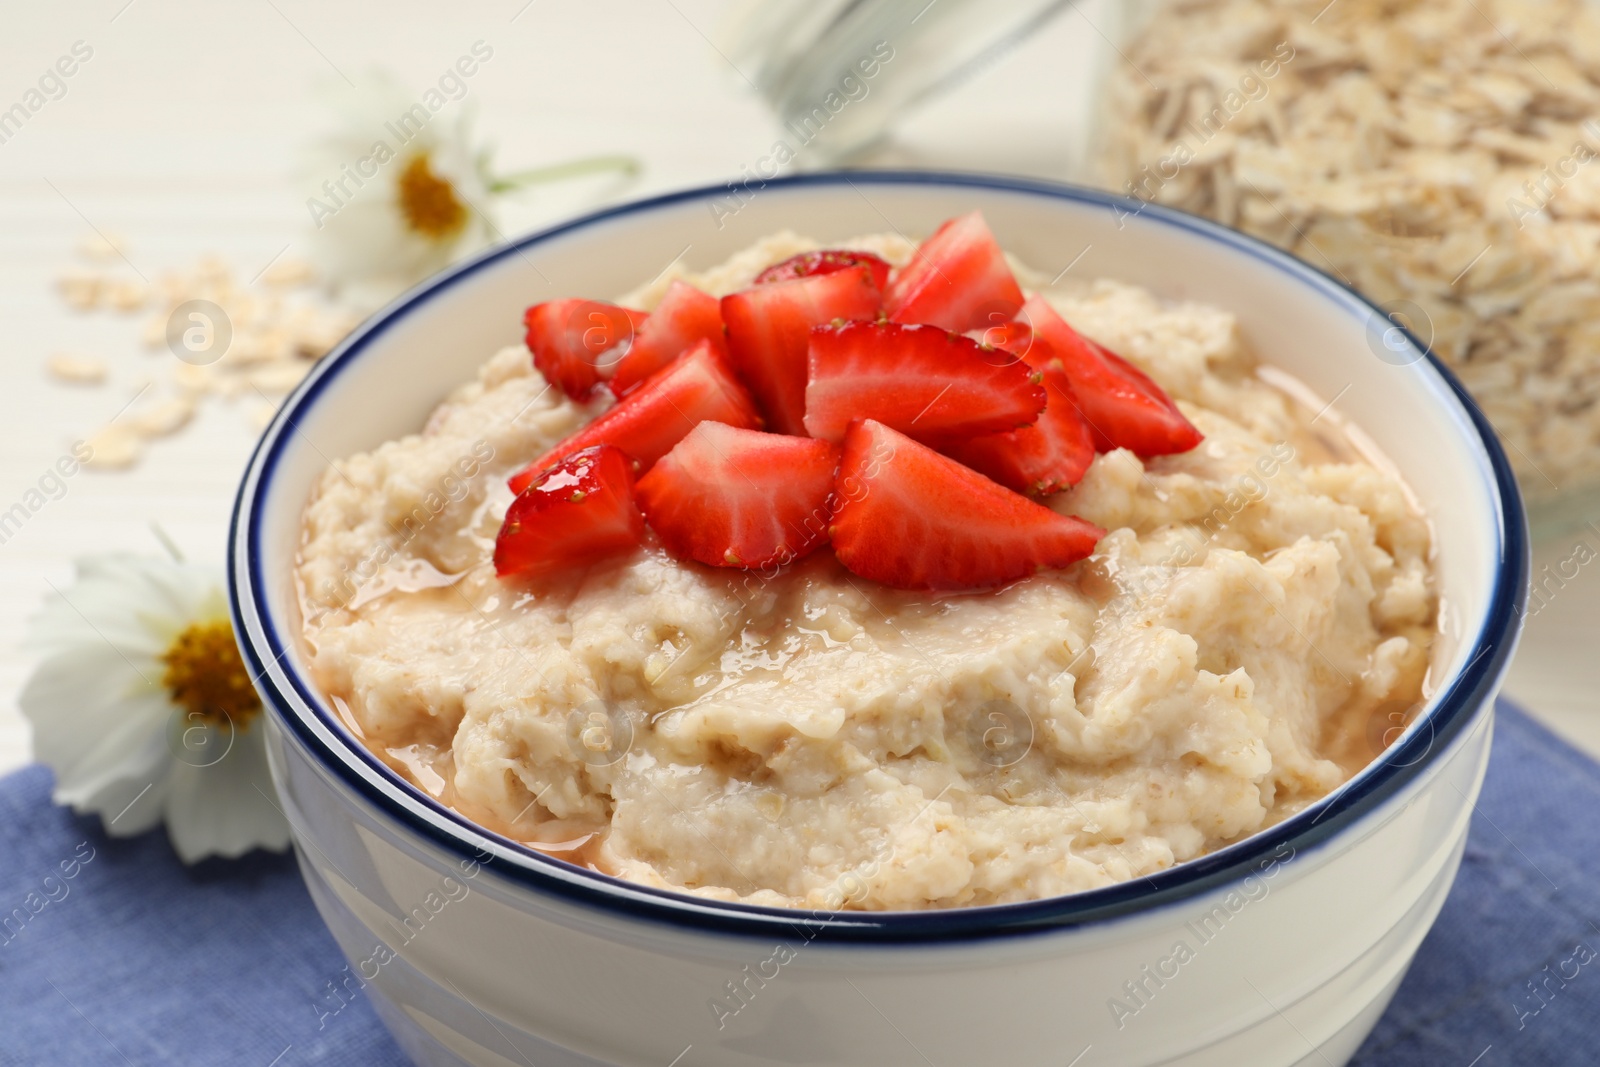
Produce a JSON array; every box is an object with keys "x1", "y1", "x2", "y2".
[{"x1": 50, "y1": 242, "x2": 359, "y2": 469}]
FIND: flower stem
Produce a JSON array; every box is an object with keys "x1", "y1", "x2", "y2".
[{"x1": 489, "y1": 154, "x2": 641, "y2": 194}]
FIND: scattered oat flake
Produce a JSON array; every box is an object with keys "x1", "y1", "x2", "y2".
[
  {"x1": 127, "y1": 396, "x2": 196, "y2": 438},
  {"x1": 106, "y1": 278, "x2": 149, "y2": 312},
  {"x1": 223, "y1": 334, "x2": 276, "y2": 366},
  {"x1": 172, "y1": 360, "x2": 216, "y2": 395},
  {"x1": 248, "y1": 398, "x2": 279, "y2": 430},
  {"x1": 82, "y1": 424, "x2": 143, "y2": 469},
  {"x1": 141, "y1": 314, "x2": 168, "y2": 350},
  {"x1": 260, "y1": 258, "x2": 315, "y2": 288},
  {"x1": 156, "y1": 271, "x2": 189, "y2": 307},
  {"x1": 78, "y1": 232, "x2": 127, "y2": 261},
  {"x1": 249, "y1": 361, "x2": 311, "y2": 393},
  {"x1": 295, "y1": 315, "x2": 355, "y2": 359},
  {"x1": 57, "y1": 270, "x2": 102, "y2": 311},
  {"x1": 195, "y1": 255, "x2": 232, "y2": 285},
  {"x1": 46, "y1": 353, "x2": 108, "y2": 385}
]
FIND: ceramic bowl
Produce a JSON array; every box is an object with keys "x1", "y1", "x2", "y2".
[{"x1": 230, "y1": 172, "x2": 1528, "y2": 1067}]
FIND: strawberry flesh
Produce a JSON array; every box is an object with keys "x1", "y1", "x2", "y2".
[
  {"x1": 884, "y1": 211, "x2": 1023, "y2": 333},
  {"x1": 825, "y1": 422, "x2": 1100, "y2": 591},
  {"x1": 944, "y1": 361, "x2": 1096, "y2": 495},
  {"x1": 524, "y1": 299, "x2": 645, "y2": 401},
  {"x1": 494, "y1": 445, "x2": 645, "y2": 578},
  {"x1": 508, "y1": 340, "x2": 761, "y2": 493},
  {"x1": 608, "y1": 280, "x2": 728, "y2": 398},
  {"x1": 1020, "y1": 295, "x2": 1203, "y2": 456},
  {"x1": 721, "y1": 266, "x2": 882, "y2": 436},
  {"x1": 803, "y1": 320, "x2": 1046, "y2": 444},
  {"x1": 965, "y1": 318, "x2": 1042, "y2": 363},
  {"x1": 637, "y1": 422, "x2": 839, "y2": 569},
  {"x1": 755, "y1": 249, "x2": 892, "y2": 291},
  {"x1": 829, "y1": 420, "x2": 1105, "y2": 591}
]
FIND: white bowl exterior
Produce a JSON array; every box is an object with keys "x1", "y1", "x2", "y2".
[
  {"x1": 236, "y1": 177, "x2": 1522, "y2": 1066},
  {"x1": 266, "y1": 693, "x2": 1493, "y2": 1067}
]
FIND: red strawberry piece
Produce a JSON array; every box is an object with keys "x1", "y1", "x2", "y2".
[
  {"x1": 508, "y1": 340, "x2": 761, "y2": 493},
  {"x1": 883, "y1": 211, "x2": 1024, "y2": 333},
  {"x1": 1019, "y1": 295, "x2": 1203, "y2": 456},
  {"x1": 944, "y1": 362, "x2": 1096, "y2": 495},
  {"x1": 607, "y1": 280, "x2": 728, "y2": 398},
  {"x1": 494, "y1": 445, "x2": 645, "y2": 578},
  {"x1": 829, "y1": 420, "x2": 1105, "y2": 591},
  {"x1": 523, "y1": 299, "x2": 646, "y2": 401},
  {"x1": 721, "y1": 266, "x2": 882, "y2": 436},
  {"x1": 802, "y1": 320, "x2": 1046, "y2": 445},
  {"x1": 755, "y1": 249, "x2": 892, "y2": 291},
  {"x1": 637, "y1": 422, "x2": 839, "y2": 569},
  {"x1": 965, "y1": 318, "x2": 1041, "y2": 362}
]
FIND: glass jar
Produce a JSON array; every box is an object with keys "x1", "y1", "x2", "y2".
[
  {"x1": 1081, "y1": 0, "x2": 1600, "y2": 536},
  {"x1": 720, "y1": 0, "x2": 1075, "y2": 163}
]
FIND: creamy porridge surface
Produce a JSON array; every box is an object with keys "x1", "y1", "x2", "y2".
[{"x1": 296, "y1": 232, "x2": 1436, "y2": 911}]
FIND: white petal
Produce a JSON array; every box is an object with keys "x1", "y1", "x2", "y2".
[
  {"x1": 20, "y1": 643, "x2": 154, "y2": 737},
  {"x1": 314, "y1": 70, "x2": 435, "y2": 141},
  {"x1": 30, "y1": 555, "x2": 223, "y2": 656},
  {"x1": 163, "y1": 722, "x2": 291, "y2": 863},
  {"x1": 299, "y1": 69, "x2": 496, "y2": 304},
  {"x1": 73, "y1": 775, "x2": 172, "y2": 837},
  {"x1": 311, "y1": 192, "x2": 428, "y2": 286},
  {"x1": 35, "y1": 690, "x2": 173, "y2": 832},
  {"x1": 22, "y1": 646, "x2": 165, "y2": 767}
]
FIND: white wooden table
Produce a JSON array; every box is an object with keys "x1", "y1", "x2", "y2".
[{"x1": 0, "y1": 0, "x2": 1592, "y2": 776}]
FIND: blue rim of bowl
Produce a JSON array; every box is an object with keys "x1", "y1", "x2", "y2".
[{"x1": 231, "y1": 170, "x2": 1528, "y2": 945}]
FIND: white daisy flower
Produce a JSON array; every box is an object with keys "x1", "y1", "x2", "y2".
[
  {"x1": 301, "y1": 72, "x2": 638, "y2": 308},
  {"x1": 300, "y1": 72, "x2": 494, "y2": 309},
  {"x1": 19, "y1": 555, "x2": 290, "y2": 864}
]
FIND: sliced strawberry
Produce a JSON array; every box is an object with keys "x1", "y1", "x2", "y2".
[
  {"x1": 607, "y1": 280, "x2": 728, "y2": 398},
  {"x1": 755, "y1": 249, "x2": 892, "y2": 292},
  {"x1": 802, "y1": 321, "x2": 1046, "y2": 444},
  {"x1": 524, "y1": 299, "x2": 646, "y2": 401},
  {"x1": 1019, "y1": 295, "x2": 1203, "y2": 456},
  {"x1": 884, "y1": 211, "x2": 1023, "y2": 333},
  {"x1": 830, "y1": 421, "x2": 1104, "y2": 591},
  {"x1": 637, "y1": 422, "x2": 838, "y2": 569},
  {"x1": 494, "y1": 445, "x2": 645, "y2": 578},
  {"x1": 944, "y1": 362, "x2": 1095, "y2": 495},
  {"x1": 508, "y1": 341, "x2": 761, "y2": 493},
  {"x1": 965, "y1": 318, "x2": 1040, "y2": 362},
  {"x1": 721, "y1": 266, "x2": 882, "y2": 436}
]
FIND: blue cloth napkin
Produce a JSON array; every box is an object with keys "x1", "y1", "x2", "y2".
[{"x1": 0, "y1": 701, "x2": 1595, "y2": 1066}]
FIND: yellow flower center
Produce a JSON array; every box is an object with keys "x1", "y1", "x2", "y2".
[
  {"x1": 160, "y1": 620, "x2": 261, "y2": 731},
  {"x1": 397, "y1": 154, "x2": 468, "y2": 240}
]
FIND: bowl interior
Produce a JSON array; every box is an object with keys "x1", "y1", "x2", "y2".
[{"x1": 235, "y1": 173, "x2": 1521, "y2": 933}]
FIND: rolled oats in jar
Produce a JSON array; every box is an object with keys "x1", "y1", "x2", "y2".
[{"x1": 1095, "y1": 0, "x2": 1600, "y2": 523}]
